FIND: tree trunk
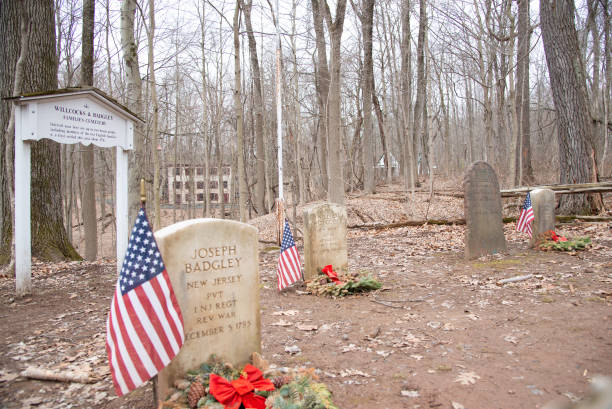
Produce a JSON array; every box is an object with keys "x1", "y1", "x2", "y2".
[
  {"x1": 148, "y1": 0, "x2": 161, "y2": 228},
  {"x1": 322, "y1": 0, "x2": 348, "y2": 205},
  {"x1": 516, "y1": 0, "x2": 534, "y2": 184},
  {"x1": 30, "y1": 0, "x2": 81, "y2": 261},
  {"x1": 242, "y1": 0, "x2": 266, "y2": 215},
  {"x1": 233, "y1": 2, "x2": 247, "y2": 221},
  {"x1": 80, "y1": 0, "x2": 97, "y2": 260},
  {"x1": 311, "y1": 0, "x2": 330, "y2": 194},
  {"x1": 120, "y1": 0, "x2": 144, "y2": 224},
  {"x1": 400, "y1": 0, "x2": 415, "y2": 197},
  {"x1": 360, "y1": 0, "x2": 375, "y2": 194},
  {"x1": 412, "y1": 0, "x2": 427, "y2": 176},
  {"x1": 540, "y1": 0, "x2": 602, "y2": 214}
]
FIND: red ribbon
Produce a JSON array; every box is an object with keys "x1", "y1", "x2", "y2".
[
  {"x1": 321, "y1": 265, "x2": 344, "y2": 286},
  {"x1": 209, "y1": 364, "x2": 275, "y2": 409},
  {"x1": 548, "y1": 230, "x2": 567, "y2": 242}
]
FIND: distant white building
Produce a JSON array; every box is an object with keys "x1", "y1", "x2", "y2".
[
  {"x1": 167, "y1": 165, "x2": 232, "y2": 205},
  {"x1": 376, "y1": 153, "x2": 400, "y2": 179}
]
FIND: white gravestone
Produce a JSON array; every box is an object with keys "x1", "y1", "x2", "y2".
[
  {"x1": 303, "y1": 203, "x2": 348, "y2": 280},
  {"x1": 154, "y1": 219, "x2": 260, "y2": 401}
]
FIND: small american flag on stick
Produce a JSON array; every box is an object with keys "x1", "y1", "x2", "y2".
[
  {"x1": 106, "y1": 207, "x2": 184, "y2": 396},
  {"x1": 516, "y1": 192, "x2": 535, "y2": 237},
  {"x1": 277, "y1": 219, "x2": 302, "y2": 290}
]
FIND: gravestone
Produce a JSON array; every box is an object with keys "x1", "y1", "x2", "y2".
[
  {"x1": 529, "y1": 188, "x2": 555, "y2": 245},
  {"x1": 463, "y1": 161, "x2": 507, "y2": 259},
  {"x1": 154, "y1": 219, "x2": 260, "y2": 401},
  {"x1": 303, "y1": 203, "x2": 348, "y2": 280}
]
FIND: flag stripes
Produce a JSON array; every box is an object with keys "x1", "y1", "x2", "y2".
[
  {"x1": 106, "y1": 208, "x2": 184, "y2": 396},
  {"x1": 277, "y1": 219, "x2": 302, "y2": 290},
  {"x1": 516, "y1": 192, "x2": 535, "y2": 238}
]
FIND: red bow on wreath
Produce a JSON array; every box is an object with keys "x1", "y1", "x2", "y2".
[
  {"x1": 548, "y1": 230, "x2": 568, "y2": 242},
  {"x1": 321, "y1": 265, "x2": 344, "y2": 286},
  {"x1": 209, "y1": 364, "x2": 275, "y2": 409}
]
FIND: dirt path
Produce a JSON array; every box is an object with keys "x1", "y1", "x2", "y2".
[{"x1": 1, "y1": 194, "x2": 611, "y2": 408}]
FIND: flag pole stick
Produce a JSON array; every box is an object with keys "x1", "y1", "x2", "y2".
[
  {"x1": 275, "y1": 0, "x2": 284, "y2": 245},
  {"x1": 140, "y1": 178, "x2": 147, "y2": 213}
]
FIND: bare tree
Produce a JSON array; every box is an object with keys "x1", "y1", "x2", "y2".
[
  {"x1": 540, "y1": 0, "x2": 602, "y2": 214},
  {"x1": 80, "y1": 0, "x2": 97, "y2": 260}
]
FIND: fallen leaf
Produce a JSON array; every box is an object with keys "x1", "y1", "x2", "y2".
[
  {"x1": 451, "y1": 402, "x2": 465, "y2": 409},
  {"x1": 272, "y1": 310, "x2": 299, "y2": 316},
  {"x1": 296, "y1": 323, "x2": 318, "y2": 331},
  {"x1": 340, "y1": 369, "x2": 371, "y2": 378},
  {"x1": 454, "y1": 371, "x2": 480, "y2": 385},
  {"x1": 271, "y1": 319, "x2": 292, "y2": 327},
  {"x1": 401, "y1": 389, "x2": 419, "y2": 397}
]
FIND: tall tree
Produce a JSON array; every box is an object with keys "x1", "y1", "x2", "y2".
[
  {"x1": 400, "y1": 0, "x2": 416, "y2": 195},
  {"x1": 412, "y1": 0, "x2": 427, "y2": 175},
  {"x1": 311, "y1": 0, "x2": 330, "y2": 194},
  {"x1": 321, "y1": 0, "x2": 348, "y2": 204},
  {"x1": 353, "y1": 0, "x2": 375, "y2": 193},
  {"x1": 120, "y1": 0, "x2": 144, "y2": 221},
  {"x1": 1, "y1": 0, "x2": 79, "y2": 263},
  {"x1": 233, "y1": 1, "x2": 247, "y2": 221},
  {"x1": 148, "y1": 0, "x2": 161, "y2": 227},
  {"x1": 241, "y1": 0, "x2": 266, "y2": 215},
  {"x1": 515, "y1": 0, "x2": 534, "y2": 185},
  {"x1": 540, "y1": 0, "x2": 602, "y2": 214},
  {"x1": 80, "y1": 0, "x2": 97, "y2": 260}
]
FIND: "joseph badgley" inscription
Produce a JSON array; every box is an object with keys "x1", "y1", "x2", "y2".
[{"x1": 185, "y1": 245, "x2": 241, "y2": 273}]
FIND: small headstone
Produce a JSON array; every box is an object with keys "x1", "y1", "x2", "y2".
[
  {"x1": 529, "y1": 188, "x2": 555, "y2": 245},
  {"x1": 154, "y1": 219, "x2": 260, "y2": 401},
  {"x1": 463, "y1": 161, "x2": 507, "y2": 259},
  {"x1": 303, "y1": 203, "x2": 348, "y2": 280}
]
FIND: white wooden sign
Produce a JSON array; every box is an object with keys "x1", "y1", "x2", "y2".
[{"x1": 13, "y1": 88, "x2": 141, "y2": 296}]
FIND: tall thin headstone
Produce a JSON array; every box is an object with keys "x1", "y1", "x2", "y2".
[
  {"x1": 303, "y1": 203, "x2": 348, "y2": 280},
  {"x1": 529, "y1": 188, "x2": 555, "y2": 245},
  {"x1": 463, "y1": 161, "x2": 507, "y2": 259},
  {"x1": 154, "y1": 219, "x2": 260, "y2": 401}
]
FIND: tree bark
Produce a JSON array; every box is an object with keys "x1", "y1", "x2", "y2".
[
  {"x1": 412, "y1": 0, "x2": 427, "y2": 176},
  {"x1": 400, "y1": 0, "x2": 416, "y2": 197},
  {"x1": 311, "y1": 0, "x2": 330, "y2": 194},
  {"x1": 322, "y1": 0, "x2": 348, "y2": 205},
  {"x1": 120, "y1": 0, "x2": 144, "y2": 223},
  {"x1": 80, "y1": 0, "x2": 97, "y2": 260},
  {"x1": 540, "y1": 0, "x2": 602, "y2": 214},
  {"x1": 516, "y1": 0, "x2": 534, "y2": 185},
  {"x1": 242, "y1": 0, "x2": 266, "y2": 215},
  {"x1": 5, "y1": 0, "x2": 80, "y2": 262},
  {"x1": 233, "y1": 2, "x2": 247, "y2": 221},
  {"x1": 359, "y1": 0, "x2": 375, "y2": 194}
]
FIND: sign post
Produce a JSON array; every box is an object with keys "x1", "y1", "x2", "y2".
[{"x1": 12, "y1": 87, "x2": 142, "y2": 296}]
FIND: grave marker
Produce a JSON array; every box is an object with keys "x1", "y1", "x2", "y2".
[
  {"x1": 154, "y1": 219, "x2": 260, "y2": 401},
  {"x1": 303, "y1": 203, "x2": 348, "y2": 280},
  {"x1": 529, "y1": 188, "x2": 555, "y2": 245},
  {"x1": 463, "y1": 161, "x2": 507, "y2": 259}
]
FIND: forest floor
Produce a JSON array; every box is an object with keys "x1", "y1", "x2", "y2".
[{"x1": 0, "y1": 182, "x2": 611, "y2": 409}]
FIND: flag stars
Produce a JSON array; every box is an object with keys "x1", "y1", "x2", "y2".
[{"x1": 139, "y1": 273, "x2": 145, "y2": 280}]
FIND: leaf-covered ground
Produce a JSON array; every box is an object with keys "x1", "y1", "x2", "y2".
[{"x1": 1, "y1": 184, "x2": 611, "y2": 408}]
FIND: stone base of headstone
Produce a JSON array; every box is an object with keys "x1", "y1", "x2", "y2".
[
  {"x1": 154, "y1": 219, "x2": 260, "y2": 403},
  {"x1": 529, "y1": 188, "x2": 556, "y2": 247},
  {"x1": 463, "y1": 161, "x2": 507, "y2": 259},
  {"x1": 303, "y1": 203, "x2": 348, "y2": 280}
]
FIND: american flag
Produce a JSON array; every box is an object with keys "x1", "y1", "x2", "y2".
[
  {"x1": 277, "y1": 219, "x2": 302, "y2": 290},
  {"x1": 106, "y1": 208, "x2": 184, "y2": 396},
  {"x1": 516, "y1": 192, "x2": 535, "y2": 237}
]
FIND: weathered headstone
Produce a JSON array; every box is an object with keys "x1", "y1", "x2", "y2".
[
  {"x1": 529, "y1": 188, "x2": 555, "y2": 245},
  {"x1": 303, "y1": 203, "x2": 348, "y2": 280},
  {"x1": 154, "y1": 219, "x2": 260, "y2": 401},
  {"x1": 463, "y1": 161, "x2": 507, "y2": 259}
]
